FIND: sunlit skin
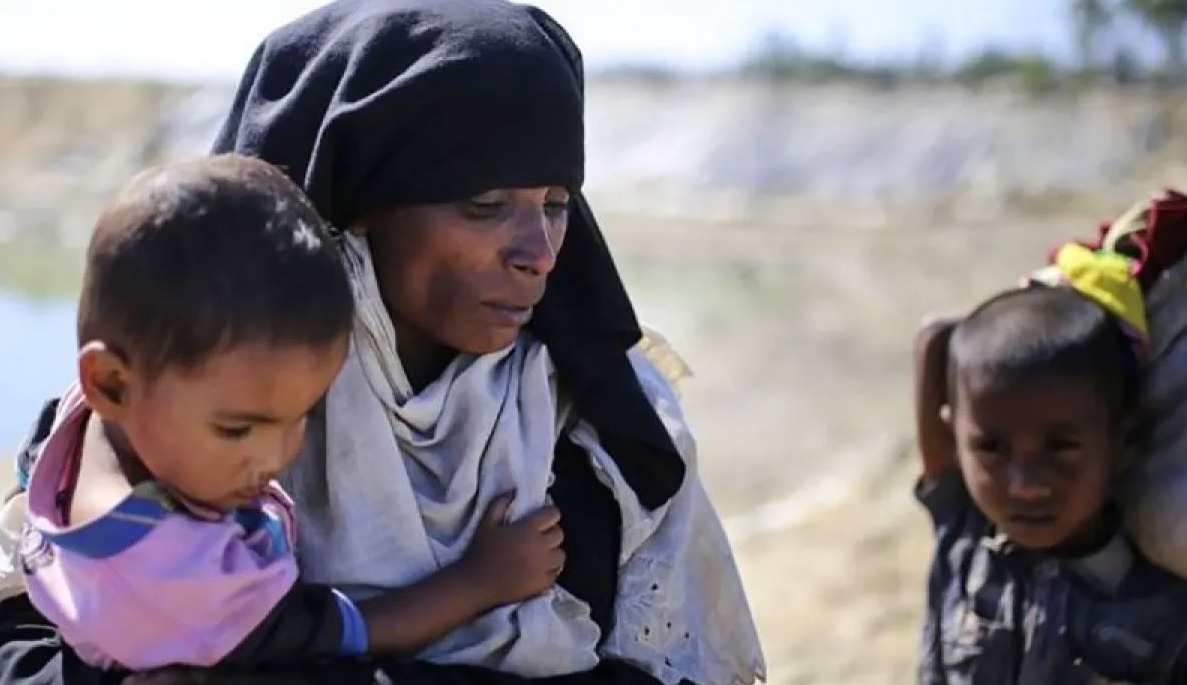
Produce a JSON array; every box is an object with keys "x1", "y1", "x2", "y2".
[
  {"x1": 952, "y1": 372, "x2": 1128, "y2": 553},
  {"x1": 359, "y1": 186, "x2": 570, "y2": 391},
  {"x1": 76, "y1": 337, "x2": 349, "y2": 513}
]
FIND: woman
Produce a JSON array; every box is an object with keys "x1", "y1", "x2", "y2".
[{"x1": 0, "y1": 1, "x2": 763, "y2": 683}]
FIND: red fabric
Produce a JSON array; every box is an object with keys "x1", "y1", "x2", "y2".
[
  {"x1": 1134, "y1": 190, "x2": 1187, "y2": 290},
  {"x1": 1056, "y1": 190, "x2": 1187, "y2": 292}
]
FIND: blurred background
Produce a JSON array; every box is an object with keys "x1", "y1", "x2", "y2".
[{"x1": 3, "y1": 0, "x2": 1187, "y2": 681}]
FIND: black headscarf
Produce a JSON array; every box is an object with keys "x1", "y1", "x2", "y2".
[{"x1": 211, "y1": 0, "x2": 685, "y2": 510}]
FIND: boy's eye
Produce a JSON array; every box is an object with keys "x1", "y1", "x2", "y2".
[
  {"x1": 1048, "y1": 437, "x2": 1082, "y2": 452},
  {"x1": 970, "y1": 436, "x2": 1004, "y2": 454},
  {"x1": 1046, "y1": 436, "x2": 1085, "y2": 467},
  {"x1": 214, "y1": 424, "x2": 253, "y2": 441}
]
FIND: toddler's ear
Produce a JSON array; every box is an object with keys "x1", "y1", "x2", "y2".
[{"x1": 78, "y1": 341, "x2": 132, "y2": 420}]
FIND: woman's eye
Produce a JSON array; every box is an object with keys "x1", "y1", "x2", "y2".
[
  {"x1": 214, "y1": 425, "x2": 253, "y2": 441},
  {"x1": 544, "y1": 200, "x2": 569, "y2": 218},
  {"x1": 462, "y1": 200, "x2": 504, "y2": 219}
]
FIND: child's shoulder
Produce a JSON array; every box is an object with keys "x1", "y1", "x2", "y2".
[
  {"x1": 1058, "y1": 534, "x2": 1187, "y2": 682},
  {"x1": 26, "y1": 482, "x2": 176, "y2": 566},
  {"x1": 915, "y1": 467, "x2": 991, "y2": 542},
  {"x1": 23, "y1": 393, "x2": 176, "y2": 559},
  {"x1": 37, "y1": 480, "x2": 294, "y2": 568},
  {"x1": 1108, "y1": 534, "x2": 1187, "y2": 601}
]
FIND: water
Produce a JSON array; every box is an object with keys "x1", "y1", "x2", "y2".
[{"x1": 0, "y1": 291, "x2": 77, "y2": 452}]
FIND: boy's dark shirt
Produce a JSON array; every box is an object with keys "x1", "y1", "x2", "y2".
[{"x1": 918, "y1": 469, "x2": 1187, "y2": 684}]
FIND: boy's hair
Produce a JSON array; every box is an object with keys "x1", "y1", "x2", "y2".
[
  {"x1": 77, "y1": 154, "x2": 353, "y2": 378},
  {"x1": 948, "y1": 286, "x2": 1140, "y2": 419}
]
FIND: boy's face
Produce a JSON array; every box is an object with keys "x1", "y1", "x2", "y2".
[
  {"x1": 82, "y1": 338, "x2": 348, "y2": 512},
  {"x1": 952, "y1": 372, "x2": 1124, "y2": 552}
]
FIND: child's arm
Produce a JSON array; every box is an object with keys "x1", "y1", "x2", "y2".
[
  {"x1": 914, "y1": 317, "x2": 959, "y2": 484},
  {"x1": 354, "y1": 494, "x2": 565, "y2": 657},
  {"x1": 226, "y1": 494, "x2": 563, "y2": 663},
  {"x1": 26, "y1": 493, "x2": 562, "y2": 671}
]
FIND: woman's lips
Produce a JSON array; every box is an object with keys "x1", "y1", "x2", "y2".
[{"x1": 484, "y1": 302, "x2": 534, "y2": 327}]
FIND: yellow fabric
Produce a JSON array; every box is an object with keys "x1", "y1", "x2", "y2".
[
  {"x1": 636, "y1": 324, "x2": 693, "y2": 398},
  {"x1": 1048, "y1": 243, "x2": 1148, "y2": 339}
]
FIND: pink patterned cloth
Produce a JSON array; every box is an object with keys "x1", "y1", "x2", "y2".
[{"x1": 20, "y1": 385, "x2": 322, "y2": 670}]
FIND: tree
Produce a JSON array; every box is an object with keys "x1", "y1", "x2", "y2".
[
  {"x1": 1110, "y1": 45, "x2": 1141, "y2": 84},
  {"x1": 1124, "y1": 0, "x2": 1187, "y2": 81},
  {"x1": 1071, "y1": 0, "x2": 1114, "y2": 74}
]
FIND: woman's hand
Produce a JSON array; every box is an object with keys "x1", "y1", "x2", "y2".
[{"x1": 461, "y1": 494, "x2": 565, "y2": 607}]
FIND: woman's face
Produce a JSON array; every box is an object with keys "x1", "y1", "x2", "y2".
[{"x1": 362, "y1": 186, "x2": 570, "y2": 360}]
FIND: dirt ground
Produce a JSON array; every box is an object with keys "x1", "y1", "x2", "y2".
[{"x1": 727, "y1": 449, "x2": 931, "y2": 684}]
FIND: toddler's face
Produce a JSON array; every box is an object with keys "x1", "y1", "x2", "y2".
[
  {"x1": 104, "y1": 338, "x2": 347, "y2": 512},
  {"x1": 952, "y1": 373, "x2": 1124, "y2": 552}
]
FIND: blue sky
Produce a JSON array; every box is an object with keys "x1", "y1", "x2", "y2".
[{"x1": 0, "y1": 0, "x2": 1153, "y2": 81}]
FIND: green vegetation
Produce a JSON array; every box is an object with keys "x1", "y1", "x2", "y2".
[{"x1": 595, "y1": 0, "x2": 1187, "y2": 93}]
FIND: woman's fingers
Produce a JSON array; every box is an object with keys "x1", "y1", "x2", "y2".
[
  {"x1": 542, "y1": 523, "x2": 565, "y2": 548},
  {"x1": 525, "y1": 505, "x2": 561, "y2": 530},
  {"x1": 481, "y1": 493, "x2": 515, "y2": 526},
  {"x1": 549, "y1": 548, "x2": 567, "y2": 575}
]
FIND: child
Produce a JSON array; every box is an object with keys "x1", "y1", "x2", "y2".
[
  {"x1": 19, "y1": 154, "x2": 565, "y2": 673},
  {"x1": 914, "y1": 244, "x2": 1187, "y2": 684}
]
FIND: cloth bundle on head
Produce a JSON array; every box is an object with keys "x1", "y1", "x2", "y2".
[
  {"x1": 1027, "y1": 242, "x2": 1149, "y2": 351},
  {"x1": 212, "y1": 1, "x2": 763, "y2": 683},
  {"x1": 1027, "y1": 190, "x2": 1187, "y2": 579}
]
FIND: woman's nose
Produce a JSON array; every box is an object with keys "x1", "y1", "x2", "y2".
[{"x1": 506, "y1": 211, "x2": 559, "y2": 277}]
